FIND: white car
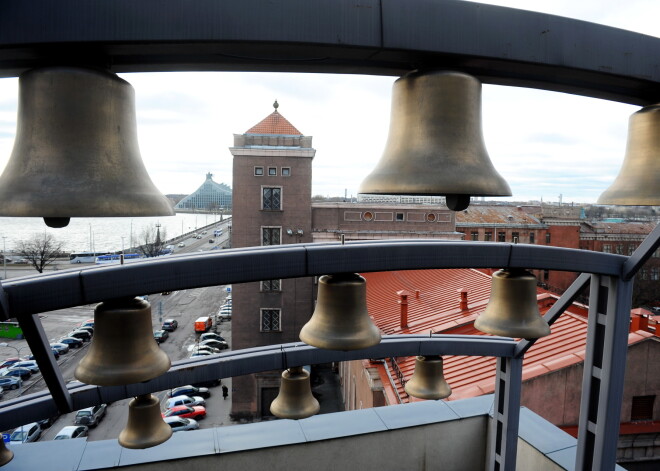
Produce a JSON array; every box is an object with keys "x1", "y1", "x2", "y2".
[
  {"x1": 165, "y1": 395, "x2": 206, "y2": 409},
  {"x1": 9, "y1": 422, "x2": 41, "y2": 444},
  {"x1": 11, "y1": 361, "x2": 39, "y2": 373},
  {"x1": 164, "y1": 417, "x2": 199, "y2": 432},
  {"x1": 54, "y1": 425, "x2": 88, "y2": 440},
  {"x1": 177, "y1": 242, "x2": 185, "y2": 248}
]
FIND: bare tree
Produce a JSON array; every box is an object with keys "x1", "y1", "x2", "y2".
[
  {"x1": 17, "y1": 233, "x2": 64, "y2": 273},
  {"x1": 138, "y1": 224, "x2": 168, "y2": 258}
]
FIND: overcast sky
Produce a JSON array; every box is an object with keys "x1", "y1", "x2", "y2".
[{"x1": 0, "y1": 1, "x2": 657, "y2": 206}]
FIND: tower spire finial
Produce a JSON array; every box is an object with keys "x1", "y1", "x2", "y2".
[{"x1": 273, "y1": 99, "x2": 279, "y2": 112}]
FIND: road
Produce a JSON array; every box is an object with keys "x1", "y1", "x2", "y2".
[{"x1": 1, "y1": 218, "x2": 235, "y2": 442}]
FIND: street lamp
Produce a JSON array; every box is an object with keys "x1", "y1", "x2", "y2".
[
  {"x1": 0, "y1": 343, "x2": 28, "y2": 396},
  {"x1": 1, "y1": 236, "x2": 6, "y2": 280}
]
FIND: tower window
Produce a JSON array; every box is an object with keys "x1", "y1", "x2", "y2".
[
  {"x1": 261, "y1": 309, "x2": 281, "y2": 332},
  {"x1": 281, "y1": 167, "x2": 291, "y2": 176},
  {"x1": 268, "y1": 167, "x2": 277, "y2": 176},
  {"x1": 254, "y1": 166, "x2": 264, "y2": 176},
  {"x1": 262, "y1": 187, "x2": 281, "y2": 210},
  {"x1": 262, "y1": 227, "x2": 281, "y2": 246}
]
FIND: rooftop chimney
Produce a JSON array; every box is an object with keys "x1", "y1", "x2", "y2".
[
  {"x1": 458, "y1": 288, "x2": 468, "y2": 311},
  {"x1": 397, "y1": 290, "x2": 410, "y2": 329}
]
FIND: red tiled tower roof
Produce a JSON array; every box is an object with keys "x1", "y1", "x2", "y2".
[{"x1": 246, "y1": 102, "x2": 302, "y2": 135}]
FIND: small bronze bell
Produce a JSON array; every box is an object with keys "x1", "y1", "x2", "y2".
[
  {"x1": 358, "y1": 70, "x2": 511, "y2": 211},
  {"x1": 118, "y1": 394, "x2": 173, "y2": 449},
  {"x1": 75, "y1": 297, "x2": 171, "y2": 386},
  {"x1": 404, "y1": 355, "x2": 452, "y2": 400},
  {"x1": 598, "y1": 104, "x2": 660, "y2": 205},
  {"x1": 270, "y1": 367, "x2": 320, "y2": 419},
  {"x1": 0, "y1": 439, "x2": 13, "y2": 466},
  {"x1": 474, "y1": 269, "x2": 551, "y2": 339},
  {"x1": 300, "y1": 273, "x2": 381, "y2": 351},
  {"x1": 0, "y1": 67, "x2": 174, "y2": 228}
]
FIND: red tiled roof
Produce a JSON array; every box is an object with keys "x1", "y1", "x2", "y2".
[
  {"x1": 362, "y1": 269, "x2": 652, "y2": 404},
  {"x1": 246, "y1": 111, "x2": 302, "y2": 135}
]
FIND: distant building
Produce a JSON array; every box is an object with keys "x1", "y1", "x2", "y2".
[{"x1": 174, "y1": 173, "x2": 232, "y2": 211}]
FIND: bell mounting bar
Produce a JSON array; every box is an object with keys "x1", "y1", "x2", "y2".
[{"x1": 0, "y1": 0, "x2": 659, "y2": 105}]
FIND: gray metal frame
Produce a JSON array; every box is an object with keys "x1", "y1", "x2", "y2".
[{"x1": 0, "y1": 1, "x2": 659, "y2": 469}]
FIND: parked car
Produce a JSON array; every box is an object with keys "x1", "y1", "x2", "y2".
[
  {"x1": 9, "y1": 422, "x2": 41, "y2": 444},
  {"x1": 79, "y1": 319, "x2": 94, "y2": 329},
  {"x1": 74, "y1": 404, "x2": 107, "y2": 427},
  {"x1": 162, "y1": 319, "x2": 178, "y2": 331},
  {"x1": 12, "y1": 361, "x2": 39, "y2": 373},
  {"x1": 0, "y1": 358, "x2": 22, "y2": 369},
  {"x1": 199, "y1": 332, "x2": 226, "y2": 343},
  {"x1": 58, "y1": 337, "x2": 84, "y2": 349},
  {"x1": 37, "y1": 414, "x2": 60, "y2": 429},
  {"x1": 28, "y1": 349, "x2": 59, "y2": 360},
  {"x1": 168, "y1": 385, "x2": 211, "y2": 399},
  {"x1": 177, "y1": 242, "x2": 185, "y2": 248},
  {"x1": 50, "y1": 343, "x2": 69, "y2": 354},
  {"x1": 0, "y1": 367, "x2": 31, "y2": 380},
  {"x1": 208, "y1": 238, "x2": 215, "y2": 243},
  {"x1": 154, "y1": 330, "x2": 169, "y2": 343},
  {"x1": 67, "y1": 329, "x2": 92, "y2": 342},
  {"x1": 54, "y1": 425, "x2": 89, "y2": 440},
  {"x1": 162, "y1": 405, "x2": 206, "y2": 420},
  {"x1": 164, "y1": 417, "x2": 199, "y2": 432},
  {"x1": 0, "y1": 376, "x2": 22, "y2": 390},
  {"x1": 190, "y1": 351, "x2": 212, "y2": 358},
  {"x1": 192, "y1": 378, "x2": 221, "y2": 388},
  {"x1": 217, "y1": 306, "x2": 232, "y2": 320},
  {"x1": 192, "y1": 345, "x2": 220, "y2": 355},
  {"x1": 75, "y1": 326, "x2": 94, "y2": 336},
  {"x1": 165, "y1": 395, "x2": 206, "y2": 408},
  {"x1": 200, "y1": 339, "x2": 228, "y2": 350}
]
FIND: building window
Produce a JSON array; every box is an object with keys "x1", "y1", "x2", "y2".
[
  {"x1": 512, "y1": 232, "x2": 519, "y2": 243},
  {"x1": 498, "y1": 232, "x2": 506, "y2": 242},
  {"x1": 529, "y1": 233, "x2": 535, "y2": 244},
  {"x1": 628, "y1": 244, "x2": 636, "y2": 255},
  {"x1": 262, "y1": 187, "x2": 281, "y2": 210},
  {"x1": 484, "y1": 231, "x2": 492, "y2": 242},
  {"x1": 254, "y1": 166, "x2": 264, "y2": 176},
  {"x1": 262, "y1": 227, "x2": 281, "y2": 246},
  {"x1": 262, "y1": 279, "x2": 281, "y2": 291},
  {"x1": 363, "y1": 211, "x2": 374, "y2": 221},
  {"x1": 603, "y1": 244, "x2": 612, "y2": 254},
  {"x1": 654, "y1": 248, "x2": 660, "y2": 258},
  {"x1": 631, "y1": 395, "x2": 655, "y2": 421},
  {"x1": 396, "y1": 212, "x2": 404, "y2": 221},
  {"x1": 471, "y1": 232, "x2": 479, "y2": 241},
  {"x1": 281, "y1": 167, "x2": 291, "y2": 176},
  {"x1": 651, "y1": 268, "x2": 659, "y2": 281},
  {"x1": 615, "y1": 244, "x2": 624, "y2": 255},
  {"x1": 545, "y1": 233, "x2": 551, "y2": 244},
  {"x1": 261, "y1": 309, "x2": 281, "y2": 332},
  {"x1": 426, "y1": 213, "x2": 437, "y2": 222},
  {"x1": 640, "y1": 269, "x2": 648, "y2": 280},
  {"x1": 544, "y1": 270, "x2": 549, "y2": 280},
  {"x1": 268, "y1": 167, "x2": 277, "y2": 176}
]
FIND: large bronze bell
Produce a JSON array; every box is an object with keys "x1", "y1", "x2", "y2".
[
  {"x1": 118, "y1": 394, "x2": 173, "y2": 449},
  {"x1": 598, "y1": 104, "x2": 660, "y2": 205},
  {"x1": 474, "y1": 269, "x2": 551, "y2": 339},
  {"x1": 0, "y1": 438, "x2": 13, "y2": 466},
  {"x1": 75, "y1": 297, "x2": 171, "y2": 386},
  {"x1": 404, "y1": 355, "x2": 452, "y2": 400},
  {"x1": 358, "y1": 70, "x2": 511, "y2": 211},
  {"x1": 270, "y1": 366, "x2": 320, "y2": 419},
  {"x1": 0, "y1": 67, "x2": 174, "y2": 228},
  {"x1": 300, "y1": 273, "x2": 381, "y2": 351}
]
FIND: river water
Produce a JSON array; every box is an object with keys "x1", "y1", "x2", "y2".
[{"x1": 0, "y1": 213, "x2": 229, "y2": 253}]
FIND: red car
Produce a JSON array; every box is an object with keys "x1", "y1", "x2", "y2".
[{"x1": 162, "y1": 405, "x2": 206, "y2": 420}]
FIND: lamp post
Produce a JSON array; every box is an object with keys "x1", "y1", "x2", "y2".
[
  {"x1": 2, "y1": 236, "x2": 6, "y2": 280},
  {"x1": 0, "y1": 343, "x2": 28, "y2": 396}
]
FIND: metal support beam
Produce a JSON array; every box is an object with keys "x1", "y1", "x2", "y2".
[
  {"x1": 17, "y1": 314, "x2": 73, "y2": 413},
  {"x1": 622, "y1": 222, "x2": 660, "y2": 281},
  {"x1": 515, "y1": 272, "x2": 591, "y2": 357},
  {"x1": 488, "y1": 356, "x2": 523, "y2": 471},
  {"x1": 575, "y1": 275, "x2": 633, "y2": 470}
]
